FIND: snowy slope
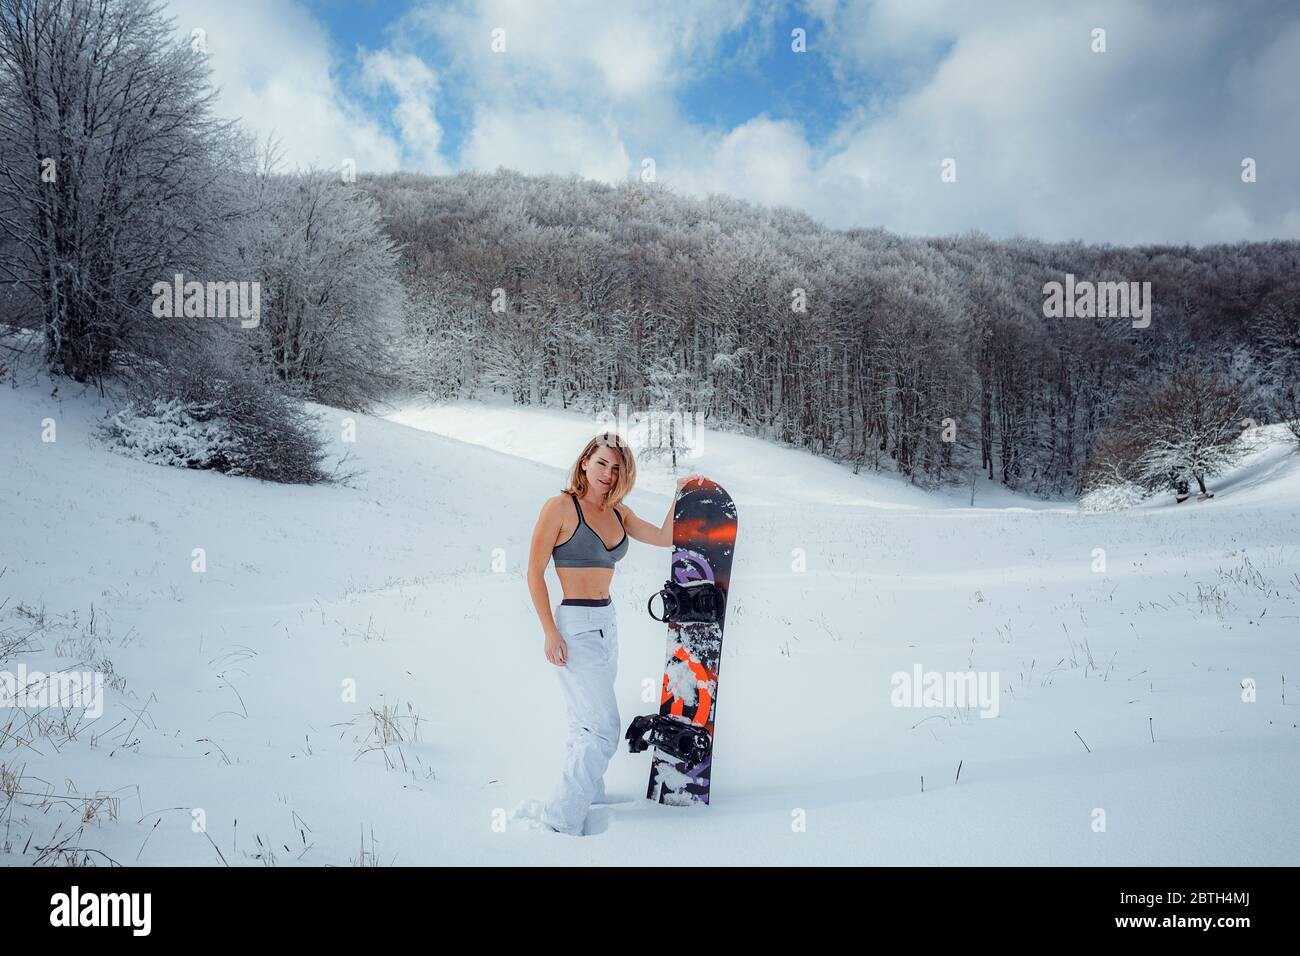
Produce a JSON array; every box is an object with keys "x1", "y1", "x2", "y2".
[
  {"x1": 381, "y1": 396, "x2": 1058, "y2": 511},
  {"x1": 2, "y1": 367, "x2": 1299, "y2": 865}
]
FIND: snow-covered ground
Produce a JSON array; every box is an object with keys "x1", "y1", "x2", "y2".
[{"x1": 3, "y1": 368, "x2": 1299, "y2": 865}]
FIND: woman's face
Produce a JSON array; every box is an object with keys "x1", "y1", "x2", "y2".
[{"x1": 585, "y1": 446, "x2": 623, "y2": 494}]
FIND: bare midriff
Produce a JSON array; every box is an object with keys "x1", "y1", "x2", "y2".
[{"x1": 555, "y1": 566, "x2": 614, "y2": 601}]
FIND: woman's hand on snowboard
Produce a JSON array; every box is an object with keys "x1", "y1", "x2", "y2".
[{"x1": 675, "y1": 473, "x2": 706, "y2": 492}]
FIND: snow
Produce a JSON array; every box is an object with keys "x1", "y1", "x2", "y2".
[{"x1": 2, "y1": 370, "x2": 1299, "y2": 865}]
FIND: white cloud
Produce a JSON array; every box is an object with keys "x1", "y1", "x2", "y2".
[
  {"x1": 659, "y1": 0, "x2": 1300, "y2": 244},
  {"x1": 461, "y1": 107, "x2": 631, "y2": 184},
  {"x1": 360, "y1": 50, "x2": 451, "y2": 174},
  {"x1": 796, "y1": 0, "x2": 1300, "y2": 243},
  {"x1": 166, "y1": 0, "x2": 406, "y2": 173},
  {"x1": 668, "y1": 117, "x2": 819, "y2": 212},
  {"x1": 586, "y1": 17, "x2": 673, "y2": 99},
  {"x1": 409, "y1": 0, "x2": 752, "y2": 103}
]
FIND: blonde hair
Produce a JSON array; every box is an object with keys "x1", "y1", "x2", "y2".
[{"x1": 563, "y1": 432, "x2": 636, "y2": 511}]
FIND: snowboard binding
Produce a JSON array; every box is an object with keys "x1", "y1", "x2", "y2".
[
  {"x1": 647, "y1": 579, "x2": 726, "y2": 624},
  {"x1": 625, "y1": 714, "x2": 713, "y2": 765}
]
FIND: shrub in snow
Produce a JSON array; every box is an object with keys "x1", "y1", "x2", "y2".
[
  {"x1": 1079, "y1": 480, "x2": 1149, "y2": 512},
  {"x1": 104, "y1": 347, "x2": 330, "y2": 484},
  {"x1": 101, "y1": 398, "x2": 245, "y2": 473},
  {"x1": 1082, "y1": 362, "x2": 1251, "y2": 499},
  {"x1": 1274, "y1": 382, "x2": 1300, "y2": 448}
]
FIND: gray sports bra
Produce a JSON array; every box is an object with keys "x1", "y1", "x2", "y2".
[{"x1": 552, "y1": 492, "x2": 628, "y2": 569}]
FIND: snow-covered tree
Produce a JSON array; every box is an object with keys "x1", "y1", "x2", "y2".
[
  {"x1": 228, "y1": 168, "x2": 405, "y2": 410},
  {"x1": 0, "y1": 0, "x2": 242, "y2": 383},
  {"x1": 1131, "y1": 363, "x2": 1250, "y2": 495},
  {"x1": 638, "y1": 353, "x2": 709, "y2": 467}
]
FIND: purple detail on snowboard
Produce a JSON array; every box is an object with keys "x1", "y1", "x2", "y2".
[{"x1": 671, "y1": 548, "x2": 715, "y2": 585}]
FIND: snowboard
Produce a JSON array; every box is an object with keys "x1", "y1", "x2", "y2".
[{"x1": 624, "y1": 477, "x2": 737, "y2": 806}]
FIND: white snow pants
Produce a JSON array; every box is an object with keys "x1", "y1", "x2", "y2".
[{"x1": 541, "y1": 601, "x2": 620, "y2": 835}]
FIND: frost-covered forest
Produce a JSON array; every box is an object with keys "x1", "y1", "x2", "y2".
[{"x1": 364, "y1": 170, "x2": 1300, "y2": 496}]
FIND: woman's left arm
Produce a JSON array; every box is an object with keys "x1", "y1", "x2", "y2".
[{"x1": 615, "y1": 502, "x2": 671, "y2": 547}]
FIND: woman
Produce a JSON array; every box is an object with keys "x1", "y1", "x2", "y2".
[{"x1": 524, "y1": 431, "x2": 702, "y2": 835}]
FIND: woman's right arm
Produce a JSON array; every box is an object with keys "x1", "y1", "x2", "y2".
[{"x1": 527, "y1": 496, "x2": 568, "y2": 666}]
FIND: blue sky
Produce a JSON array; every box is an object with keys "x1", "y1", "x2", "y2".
[
  {"x1": 305, "y1": 0, "x2": 876, "y2": 160},
  {"x1": 166, "y1": 0, "x2": 1300, "y2": 245}
]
